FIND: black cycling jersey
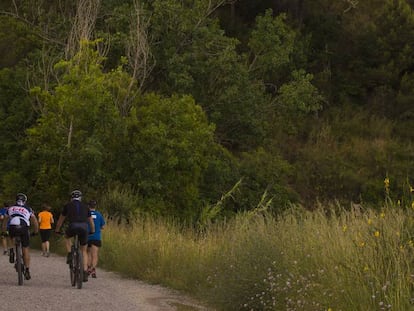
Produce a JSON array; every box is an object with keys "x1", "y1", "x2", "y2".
[{"x1": 62, "y1": 200, "x2": 91, "y2": 223}]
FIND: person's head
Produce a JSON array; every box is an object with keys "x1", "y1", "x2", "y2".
[
  {"x1": 3, "y1": 202, "x2": 9, "y2": 208},
  {"x1": 71, "y1": 190, "x2": 82, "y2": 201},
  {"x1": 88, "y1": 200, "x2": 97, "y2": 209},
  {"x1": 42, "y1": 203, "x2": 51, "y2": 211},
  {"x1": 16, "y1": 193, "x2": 27, "y2": 207}
]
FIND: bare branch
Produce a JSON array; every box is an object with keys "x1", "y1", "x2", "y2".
[
  {"x1": 127, "y1": 0, "x2": 154, "y2": 89},
  {"x1": 65, "y1": 0, "x2": 101, "y2": 59},
  {"x1": 343, "y1": 0, "x2": 359, "y2": 13}
]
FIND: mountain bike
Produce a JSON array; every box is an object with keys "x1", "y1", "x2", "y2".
[{"x1": 69, "y1": 233, "x2": 83, "y2": 289}]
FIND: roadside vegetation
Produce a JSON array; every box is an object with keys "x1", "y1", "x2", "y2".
[{"x1": 95, "y1": 187, "x2": 414, "y2": 311}]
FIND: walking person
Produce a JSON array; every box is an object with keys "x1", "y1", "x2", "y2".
[
  {"x1": 87, "y1": 200, "x2": 105, "y2": 278},
  {"x1": 0, "y1": 203, "x2": 9, "y2": 255},
  {"x1": 38, "y1": 203, "x2": 54, "y2": 257},
  {"x1": 55, "y1": 190, "x2": 95, "y2": 282}
]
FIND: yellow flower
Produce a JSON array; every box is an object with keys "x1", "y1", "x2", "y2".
[
  {"x1": 328, "y1": 308, "x2": 333, "y2": 311},
  {"x1": 359, "y1": 241, "x2": 365, "y2": 247},
  {"x1": 396, "y1": 231, "x2": 400, "y2": 237},
  {"x1": 411, "y1": 201, "x2": 414, "y2": 209},
  {"x1": 409, "y1": 240, "x2": 414, "y2": 247},
  {"x1": 374, "y1": 231, "x2": 380, "y2": 238},
  {"x1": 397, "y1": 200, "x2": 401, "y2": 206},
  {"x1": 384, "y1": 177, "x2": 390, "y2": 186},
  {"x1": 364, "y1": 265, "x2": 369, "y2": 271},
  {"x1": 410, "y1": 186, "x2": 414, "y2": 193},
  {"x1": 380, "y1": 212, "x2": 385, "y2": 218},
  {"x1": 367, "y1": 219, "x2": 373, "y2": 225},
  {"x1": 342, "y1": 225, "x2": 347, "y2": 232}
]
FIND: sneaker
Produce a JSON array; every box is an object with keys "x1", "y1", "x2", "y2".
[
  {"x1": 83, "y1": 271, "x2": 88, "y2": 282},
  {"x1": 66, "y1": 252, "x2": 72, "y2": 264},
  {"x1": 91, "y1": 268, "x2": 96, "y2": 278},
  {"x1": 87, "y1": 267, "x2": 92, "y2": 275},
  {"x1": 24, "y1": 268, "x2": 31, "y2": 280},
  {"x1": 9, "y1": 248, "x2": 14, "y2": 263}
]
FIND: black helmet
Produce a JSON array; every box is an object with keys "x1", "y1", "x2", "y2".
[
  {"x1": 88, "y1": 200, "x2": 97, "y2": 207},
  {"x1": 16, "y1": 193, "x2": 27, "y2": 206},
  {"x1": 71, "y1": 190, "x2": 82, "y2": 199}
]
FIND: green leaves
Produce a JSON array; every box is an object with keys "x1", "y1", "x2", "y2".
[
  {"x1": 248, "y1": 10, "x2": 295, "y2": 80},
  {"x1": 118, "y1": 93, "x2": 216, "y2": 217}
]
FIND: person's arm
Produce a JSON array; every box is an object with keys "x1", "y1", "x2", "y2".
[
  {"x1": 88, "y1": 216, "x2": 95, "y2": 234},
  {"x1": 55, "y1": 214, "x2": 66, "y2": 232},
  {"x1": 51, "y1": 213, "x2": 55, "y2": 224},
  {"x1": 1, "y1": 215, "x2": 8, "y2": 232},
  {"x1": 30, "y1": 214, "x2": 39, "y2": 233}
]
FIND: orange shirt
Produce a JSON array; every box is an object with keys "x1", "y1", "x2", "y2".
[{"x1": 38, "y1": 210, "x2": 54, "y2": 230}]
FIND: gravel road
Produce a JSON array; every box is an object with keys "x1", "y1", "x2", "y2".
[{"x1": 0, "y1": 250, "x2": 211, "y2": 311}]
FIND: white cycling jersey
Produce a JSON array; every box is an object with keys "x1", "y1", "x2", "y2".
[{"x1": 7, "y1": 205, "x2": 33, "y2": 226}]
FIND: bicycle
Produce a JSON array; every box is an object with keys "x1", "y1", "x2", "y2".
[
  {"x1": 69, "y1": 233, "x2": 84, "y2": 289},
  {"x1": 3, "y1": 229, "x2": 31, "y2": 286}
]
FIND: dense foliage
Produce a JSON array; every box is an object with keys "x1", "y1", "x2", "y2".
[{"x1": 0, "y1": 0, "x2": 413, "y2": 219}]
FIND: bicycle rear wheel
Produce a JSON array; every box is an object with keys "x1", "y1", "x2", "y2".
[
  {"x1": 70, "y1": 247, "x2": 76, "y2": 287},
  {"x1": 16, "y1": 242, "x2": 23, "y2": 286},
  {"x1": 76, "y1": 249, "x2": 83, "y2": 289}
]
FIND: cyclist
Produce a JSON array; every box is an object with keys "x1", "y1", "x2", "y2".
[
  {"x1": 87, "y1": 200, "x2": 106, "y2": 278},
  {"x1": 55, "y1": 190, "x2": 95, "y2": 282},
  {"x1": 1, "y1": 193, "x2": 39, "y2": 280},
  {"x1": 0, "y1": 202, "x2": 9, "y2": 255},
  {"x1": 38, "y1": 203, "x2": 54, "y2": 257}
]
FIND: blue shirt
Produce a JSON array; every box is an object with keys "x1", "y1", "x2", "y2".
[
  {"x1": 88, "y1": 210, "x2": 105, "y2": 241},
  {"x1": 0, "y1": 207, "x2": 7, "y2": 217}
]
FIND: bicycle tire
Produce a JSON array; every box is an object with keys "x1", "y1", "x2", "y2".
[
  {"x1": 76, "y1": 249, "x2": 83, "y2": 289},
  {"x1": 70, "y1": 246, "x2": 76, "y2": 287},
  {"x1": 16, "y1": 240, "x2": 23, "y2": 286}
]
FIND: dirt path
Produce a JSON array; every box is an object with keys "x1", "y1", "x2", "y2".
[{"x1": 0, "y1": 250, "x2": 211, "y2": 311}]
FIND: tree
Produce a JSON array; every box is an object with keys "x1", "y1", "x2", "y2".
[
  {"x1": 113, "y1": 93, "x2": 217, "y2": 218},
  {"x1": 26, "y1": 41, "x2": 122, "y2": 203}
]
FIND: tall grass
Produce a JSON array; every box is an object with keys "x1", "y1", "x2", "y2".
[{"x1": 100, "y1": 205, "x2": 414, "y2": 310}]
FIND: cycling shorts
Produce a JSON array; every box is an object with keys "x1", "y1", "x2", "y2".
[
  {"x1": 65, "y1": 222, "x2": 88, "y2": 246},
  {"x1": 9, "y1": 218, "x2": 30, "y2": 248}
]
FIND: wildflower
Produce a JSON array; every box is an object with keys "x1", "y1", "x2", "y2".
[
  {"x1": 367, "y1": 219, "x2": 373, "y2": 225},
  {"x1": 411, "y1": 201, "x2": 414, "y2": 209},
  {"x1": 409, "y1": 240, "x2": 414, "y2": 247},
  {"x1": 397, "y1": 200, "x2": 401, "y2": 206},
  {"x1": 374, "y1": 231, "x2": 380, "y2": 238},
  {"x1": 327, "y1": 308, "x2": 333, "y2": 311},
  {"x1": 359, "y1": 241, "x2": 365, "y2": 247},
  {"x1": 380, "y1": 212, "x2": 385, "y2": 218},
  {"x1": 384, "y1": 177, "x2": 390, "y2": 196},
  {"x1": 410, "y1": 186, "x2": 414, "y2": 193},
  {"x1": 342, "y1": 225, "x2": 347, "y2": 232},
  {"x1": 364, "y1": 265, "x2": 369, "y2": 271}
]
